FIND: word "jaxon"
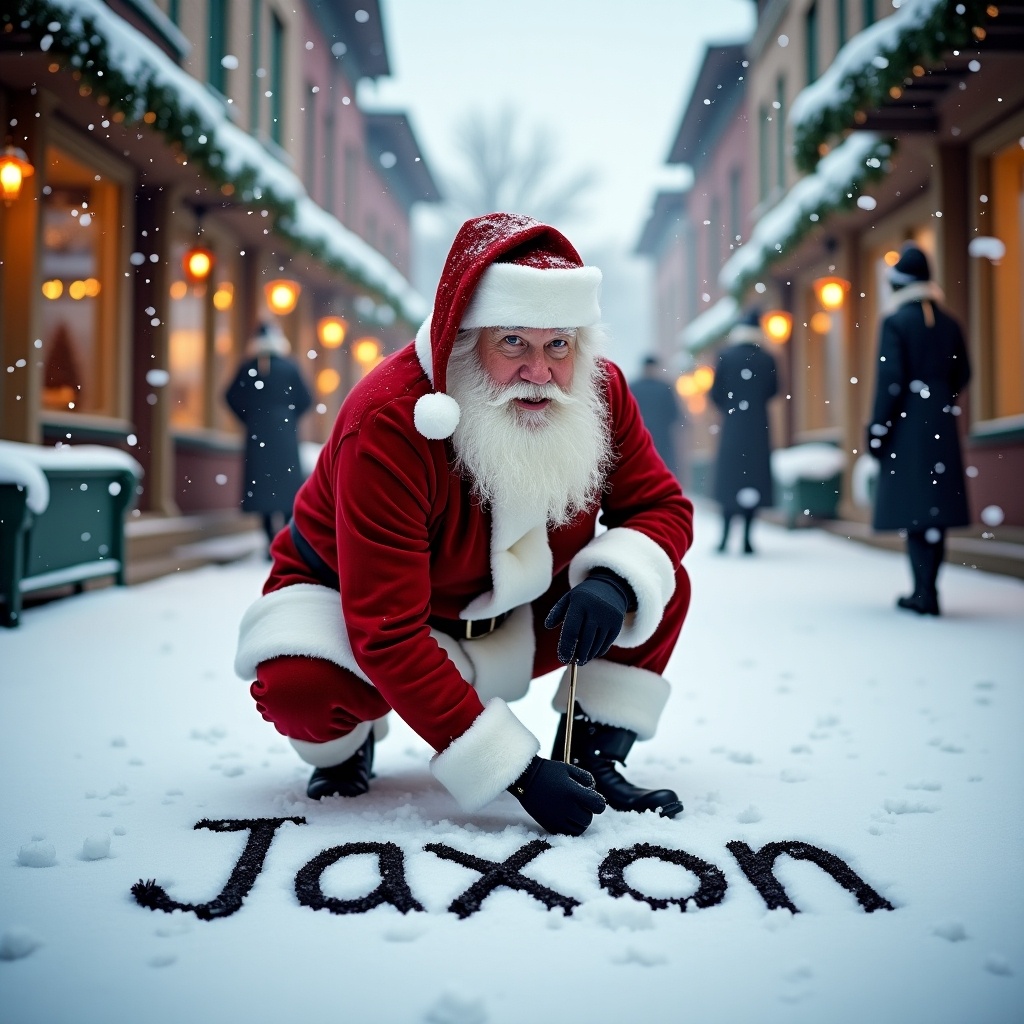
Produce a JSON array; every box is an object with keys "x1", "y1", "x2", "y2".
[{"x1": 131, "y1": 817, "x2": 895, "y2": 922}]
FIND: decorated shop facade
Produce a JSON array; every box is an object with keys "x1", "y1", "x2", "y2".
[
  {"x1": 0, "y1": 0, "x2": 436, "y2": 538},
  {"x1": 641, "y1": 0, "x2": 1024, "y2": 534}
]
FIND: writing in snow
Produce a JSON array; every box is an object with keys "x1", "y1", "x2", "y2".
[{"x1": 130, "y1": 817, "x2": 895, "y2": 921}]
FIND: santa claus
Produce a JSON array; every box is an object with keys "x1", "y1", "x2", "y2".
[{"x1": 234, "y1": 213, "x2": 693, "y2": 836}]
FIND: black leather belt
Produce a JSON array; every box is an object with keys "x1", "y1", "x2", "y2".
[
  {"x1": 427, "y1": 611, "x2": 510, "y2": 640},
  {"x1": 290, "y1": 520, "x2": 510, "y2": 641}
]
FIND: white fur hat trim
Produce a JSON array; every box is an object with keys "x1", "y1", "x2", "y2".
[{"x1": 461, "y1": 264, "x2": 602, "y2": 329}]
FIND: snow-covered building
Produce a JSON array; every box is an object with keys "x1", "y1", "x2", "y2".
[
  {"x1": 0, "y1": 0, "x2": 438, "y2": 579},
  {"x1": 639, "y1": 0, "x2": 1024, "y2": 543}
]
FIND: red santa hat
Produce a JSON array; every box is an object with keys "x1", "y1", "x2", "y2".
[{"x1": 413, "y1": 212, "x2": 602, "y2": 439}]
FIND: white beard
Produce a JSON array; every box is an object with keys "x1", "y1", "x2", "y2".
[{"x1": 446, "y1": 330, "x2": 612, "y2": 527}]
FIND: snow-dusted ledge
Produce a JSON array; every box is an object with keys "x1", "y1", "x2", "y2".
[
  {"x1": 680, "y1": 296, "x2": 739, "y2": 355},
  {"x1": 0, "y1": 441, "x2": 142, "y2": 515},
  {"x1": 789, "y1": 0, "x2": 945, "y2": 133},
  {"x1": 771, "y1": 443, "x2": 847, "y2": 487},
  {"x1": 718, "y1": 132, "x2": 889, "y2": 296},
  {"x1": 30, "y1": 0, "x2": 427, "y2": 327}
]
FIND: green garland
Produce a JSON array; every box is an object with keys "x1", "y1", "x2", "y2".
[
  {"x1": 5, "y1": 0, "x2": 423, "y2": 327},
  {"x1": 793, "y1": 0, "x2": 993, "y2": 174},
  {"x1": 726, "y1": 137, "x2": 894, "y2": 298}
]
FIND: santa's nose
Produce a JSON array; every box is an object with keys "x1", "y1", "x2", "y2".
[{"x1": 518, "y1": 348, "x2": 552, "y2": 385}]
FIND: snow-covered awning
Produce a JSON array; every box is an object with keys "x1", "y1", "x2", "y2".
[
  {"x1": 789, "y1": 0, "x2": 988, "y2": 173},
  {"x1": 17, "y1": 0, "x2": 428, "y2": 327},
  {"x1": 718, "y1": 132, "x2": 891, "y2": 297},
  {"x1": 679, "y1": 296, "x2": 738, "y2": 355},
  {"x1": 0, "y1": 441, "x2": 143, "y2": 515}
]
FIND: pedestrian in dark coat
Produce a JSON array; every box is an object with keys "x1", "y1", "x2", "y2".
[
  {"x1": 866, "y1": 243, "x2": 971, "y2": 616},
  {"x1": 629, "y1": 356, "x2": 686, "y2": 480},
  {"x1": 709, "y1": 309, "x2": 779, "y2": 554},
  {"x1": 225, "y1": 321, "x2": 313, "y2": 551}
]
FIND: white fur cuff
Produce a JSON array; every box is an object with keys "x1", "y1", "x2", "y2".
[
  {"x1": 551, "y1": 659, "x2": 670, "y2": 740},
  {"x1": 234, "y1": 583, "x2": 367, "y2": 681},
  {"x1": 568, "y1": 527, "x2": 676, "y2": 647},
  {"x1": 430, "y1": 699, "x2": 540, "y2": 812}
]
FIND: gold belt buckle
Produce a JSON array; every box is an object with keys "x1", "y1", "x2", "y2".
[{"x1": 465, "y1": 616, "x2": 496, "y2": 640}]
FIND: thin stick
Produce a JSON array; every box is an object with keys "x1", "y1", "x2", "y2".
[{"x1": 562, "y1": 661, "x2": 579, "y2": 763}]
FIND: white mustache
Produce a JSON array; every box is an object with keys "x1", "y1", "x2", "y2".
[{"x1": 486, "y1": 382, "x2": 578, "y2": 408}]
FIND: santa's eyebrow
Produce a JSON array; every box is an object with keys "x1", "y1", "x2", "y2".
[{"x1": 493, "y1": 327, "x2": 579, "y2": 338}]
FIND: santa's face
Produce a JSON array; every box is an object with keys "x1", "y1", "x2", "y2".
[{"x1": 476, "y1": 327, "x2": 576, "y2": 415}]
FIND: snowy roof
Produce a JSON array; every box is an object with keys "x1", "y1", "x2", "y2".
[
  {"x1": 0, "y1": 441, "x2": 142, "y2": 515},
  {"x1": 788, "y1": 0, "x2": 985, "y2": 172},
  {"x1": 718, "y1": 132, "x2": 890, "y2": 296},
  {"x1": 30, "y1": 0, "x2": 427, "y2": 326},
  {"x1": 679, "y1": 295, "x2": 738, "y2": 354}
]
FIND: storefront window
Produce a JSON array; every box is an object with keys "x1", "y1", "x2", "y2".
[
  {"x1": 39, "y1": 147, "x2": 119, "y2": 415},
  {"x1": 168, "y1": 241, "x2": 206, "y2": 429},
  {"x1": 985, "y1": 138, "x2": 1024, "y2": 420},
  {"x1": 213, "y1": 259, "x2": 239, "y2": 432}
]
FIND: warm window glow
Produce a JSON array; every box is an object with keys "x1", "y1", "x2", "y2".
[
  {"x1": 83, "y1": 277, "x2": 101, "y2": 297},
  {"x1": 316, "y1": 367, "x2": 341, "y2": 394},
  {"x1": 810, "y1": 311, "x2": 833, "y2": 334},
  {"x1": 169, "y1": 280, "x2": 188, "y2": 301},
  {"x1": 692, "y1": 365, "x2": 715, "y2": 393},
  {"x1": 318, "y1": 316, "x2": 347, "y2": 348},
  {"x1": 68, "y1": 279, "x2": 88, "y2": 300},
  {"x1": 883, "y1": 250, "x2": 901, "y2": 267},
  {"x1": 761, "y1": 310, "x2": 793, "y2": 343},
  {"x1": 675, "y1": 373, "x2": 698, "y2": 399},
  {"x1": 41, "y1": 279, "x2": 63, "y2": 300},
  {"x1": 353, "y1": 337, "x2": 382, "y2": 366},
  {"x1": 814, "y1": 276, "x2": 850, "y2": 311},
  {"x1": 265, "y1": 279, "x2": 301, "y2": 315},
  {"x1": 213, "y1": 282, "x2": 234, "y2": 311}
]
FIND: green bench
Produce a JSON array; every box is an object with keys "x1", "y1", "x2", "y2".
[
  {"x1": 0, "y1": 442, "x2": 142, "y2": 627},
  {"x1": 771, "y1": 443, "x2": 847, "y2": 529}
]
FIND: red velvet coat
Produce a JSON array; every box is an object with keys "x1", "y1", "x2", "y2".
[{"x1": 244, "y1": 341, "x2": 692, "y2": 783}]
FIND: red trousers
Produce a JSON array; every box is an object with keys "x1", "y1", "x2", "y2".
[{"x1": 252, "y1": 563, "x2": 690, "y2": 750}]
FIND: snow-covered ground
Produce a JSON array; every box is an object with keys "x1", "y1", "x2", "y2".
[{"x1": 1, "y1": 504, "x2": 1022, "y2": 1024}]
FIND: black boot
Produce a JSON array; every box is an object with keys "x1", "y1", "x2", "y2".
[
  {"x1": 306, "y1": 730, "x2": 375, "y2": 800},
  {"x1": 897, "y1": 593, "x2": 940, "y2": 616},
  {"x1": 552, "y1": 706, "x2": 683, "y2": 818}
]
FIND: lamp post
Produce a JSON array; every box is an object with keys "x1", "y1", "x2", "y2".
[
  {"x1": 761, "y1": 310, "x2": 793, "y2": 344},
  {"x1": 813, "y1": 275, "x2": 850, "y2": 312},
  {"x1": 265, "y1": 279, "x2": 301, "y2": 316}
]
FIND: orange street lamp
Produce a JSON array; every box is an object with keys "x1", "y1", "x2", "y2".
[
  {"x1": 318, "y1": 316, "x2": 348, "y2": 348},
  {"x1": 813, "y1": 275, "x2": 850, "y2": 311},
  {"x1": 0, "y1": 145, "x2": 34, "y2": 204},
  {"x1": 182, "y1": 245, "x2": 215, "y2": 284},
  {"x1": 761, "y1": 310, "x2": 793, "y2": 343},
  {"x1": 265, "y1": 278, "x2": 301, "y2": 315}
]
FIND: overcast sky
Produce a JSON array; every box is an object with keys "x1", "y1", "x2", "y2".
[{"x1": 363, "y1": 0, "x2": 757, "y2": 254}]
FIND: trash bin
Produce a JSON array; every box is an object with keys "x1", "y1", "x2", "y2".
[
  {"x1": 771, "y1": 443, "x2": 847, "y2": 529},
  {"x1": 0, "y1": 442, "x2": 142, "y2": 626}
]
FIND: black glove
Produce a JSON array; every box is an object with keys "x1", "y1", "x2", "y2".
[
  {"x1": 544, "y1": 568, "x2": 635, "y2": 665},
  {"x1": 509, "y1": 756, "x2": 606, "y2": 836}
]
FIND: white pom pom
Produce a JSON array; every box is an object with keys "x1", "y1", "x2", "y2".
[{"x1": 414, "y1": 392, "x2": 460, "y2": 439}]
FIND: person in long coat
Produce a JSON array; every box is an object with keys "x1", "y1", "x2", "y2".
[
  {"x1": 709, "y1": 309, "x2": 778, "y2": 554},
  {"x1": 629, "y1": 356, "x2": 686, "y2": 481},
  {"x1": 866, "y1": 243, "x2": 971, "y2": 616},
  {"x1": 225, "y1": 321, "x2": 313, "y2": 551}
]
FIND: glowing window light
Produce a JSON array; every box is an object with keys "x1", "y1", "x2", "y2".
[
  {"x1": 182, "y1": 246, "x2": 215, "y2": 284},
  {"x1": 692, "y1": 364, "x2": 715, "y2": 393},
  {"x1": 265, "y1": 279, "x2": 301, "y2": 315},
  {"x1": 316, "y1": 367, "x2": 341, "y2": 394},
  {"x1": 810, "y1": 311, "x2": 833, "y2": 334},
  {"x1": 761, "y1": 310, "x2": 793, "y2": 343},
  {"x1": 318, "y1": 316, "x2": 347, "y2": 348},
  {"x1": 68, "y1": 279, "x2": 88, "y2": 300},
  {"x1": 353, "y1": 337, "x2": 382, "y2": 366},
  {"x1": 169, "y1": 280, "x2": 188, "y2": 301},
  {"x1": 813, "y1": 275, "x2": 851, "y2": 311},
  {"x1": 213, "y1": 282, "x2": 234, "y2": 311},
  {"x1": 41, "y1": 279, "x2": 63, "y2": 300}
]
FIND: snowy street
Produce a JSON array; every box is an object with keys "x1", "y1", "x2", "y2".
[{"x1": 1, "y1": 503, "x2": 1022, "y2": 1024}]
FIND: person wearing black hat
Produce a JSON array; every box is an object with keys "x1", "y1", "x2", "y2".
[
  {"x1": 866, "y1": 242, "x2": 971, "y2": 615},
  {"x1": 709, "y1": 308, "x2": 779, "y2": 554}
]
